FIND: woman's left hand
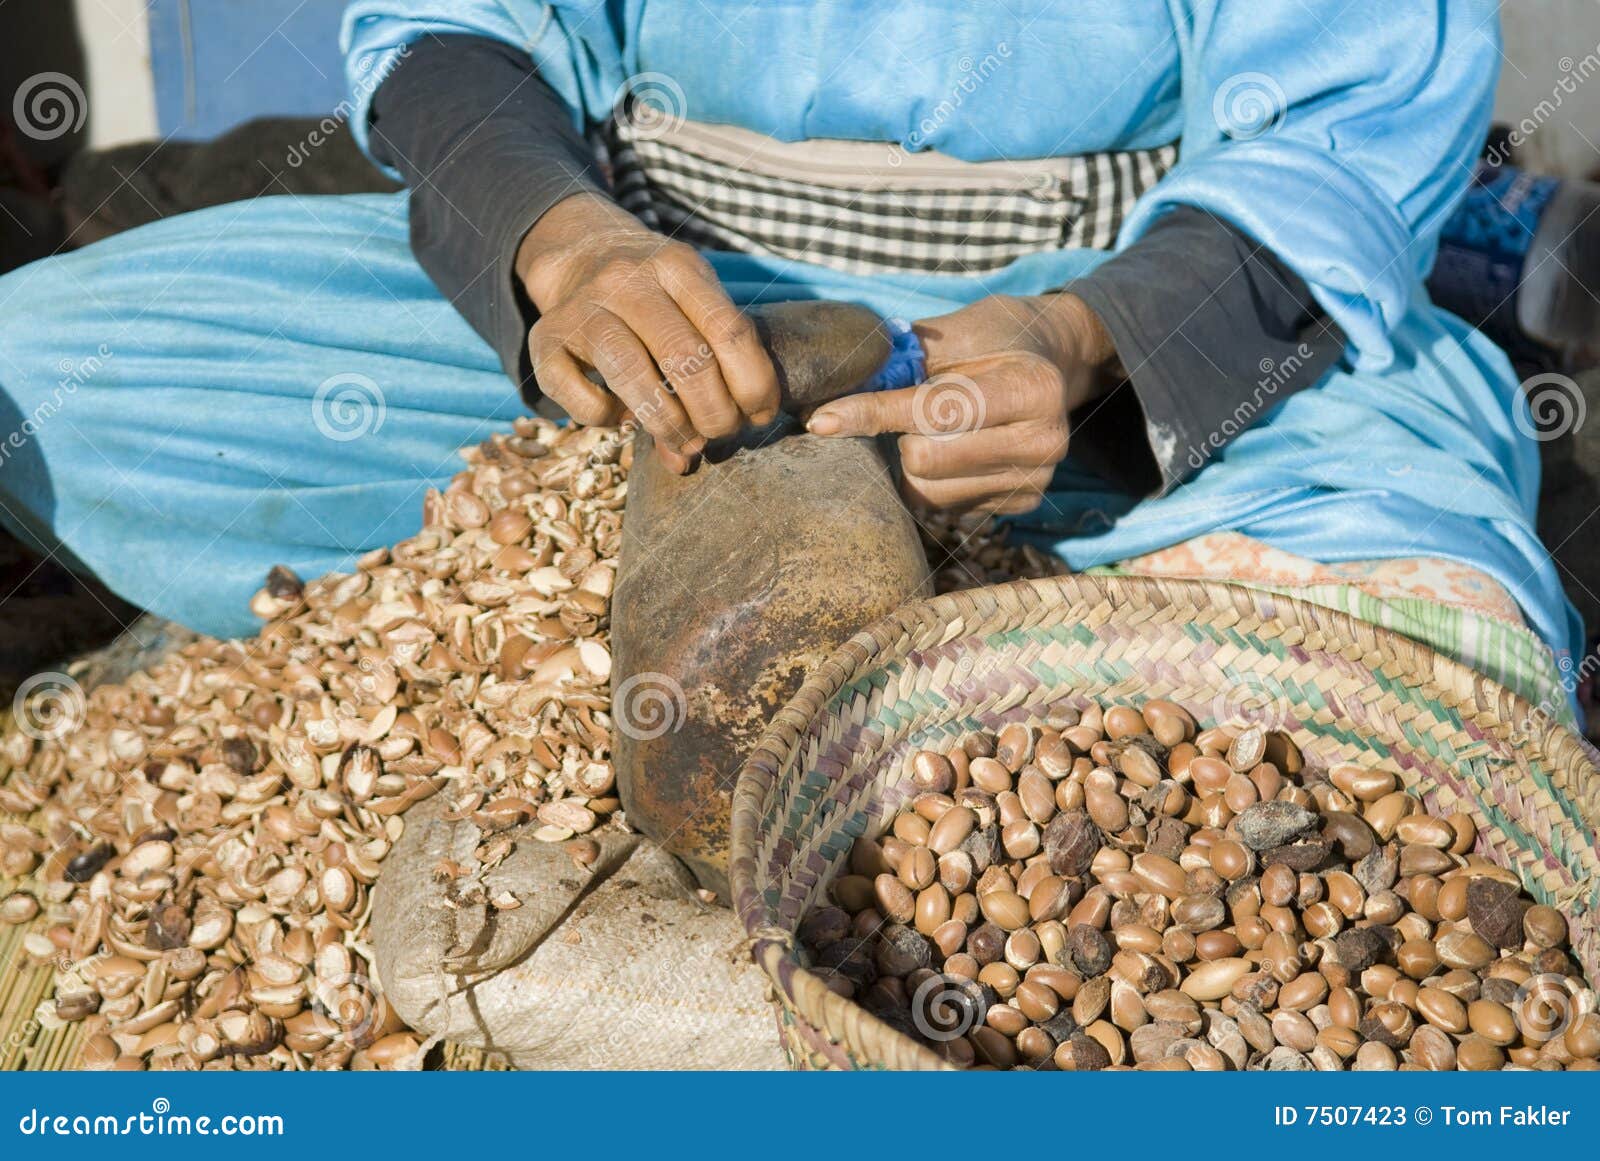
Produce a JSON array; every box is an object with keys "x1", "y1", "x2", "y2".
[{"x1": 806, "y1": 294, "x2": 1120, "y2": 514}]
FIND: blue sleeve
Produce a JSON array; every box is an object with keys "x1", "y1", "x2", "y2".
[
  {"x1": 340, "y1": 0, "x2": 629, "y2": 161},
  {"x1": 1122, "y1": 0, "x2": 1499, "y2": 368}
]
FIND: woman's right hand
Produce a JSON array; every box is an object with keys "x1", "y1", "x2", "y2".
[{"x1": 516, "y1": 193, "x2": 779, "y2": 473}]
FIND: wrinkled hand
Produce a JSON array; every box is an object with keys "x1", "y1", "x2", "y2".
[
  {"x1": 517, "y1": 193, "x2": 780, "y2": 473},
  {"x1": 806, "y1": 294, "x2": 1119, "y2": 514}
]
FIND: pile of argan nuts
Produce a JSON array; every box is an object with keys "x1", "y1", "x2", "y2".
[
  {"x1": 803, "y1": 699, "x2": 1600, "y2": 1070},
  {"x1": 0, "y1": 416, "x2": 1052, "y2": 1072}
]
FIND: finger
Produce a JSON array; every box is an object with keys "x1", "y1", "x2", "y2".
[
  {"x1": 912, "y1": 298, "x2": 1036, "y2": 369},
  {"x1": 654, "y1": 442, "x2": 695, "y2": 475},
  {"x1": 612, "y1": 292, "x2": 743, "y2": 440},
  {"x1": 569, "y1": 311, "x2": 702, "y2": 454},
  {"x1": 529, "y1": 331, "x2": 623, "y2": 427},
  {"x1": 900, "y1": 466, "x2": 1053, "y2": 513},
  {"x1": 805, "y1": 384, "x2": 926, "y2": 438},
  {"x1": 898, "y1": 422, "x2": 1069, "y2": 481},
  {"x1": 653, "y1": 248, "x2": 780, "y2": 423},
  {"x1": 810, "y1": 363, "x2": 1044, "y2": 438}
]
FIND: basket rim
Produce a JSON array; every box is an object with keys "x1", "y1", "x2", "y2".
[{"x1": 728, "y1": 573, "x2": 1599, "y2": 1071}]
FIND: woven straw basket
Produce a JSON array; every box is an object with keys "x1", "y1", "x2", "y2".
[{"x1": 729, "y1": 575, "x2": 1600, "y2": 1071}]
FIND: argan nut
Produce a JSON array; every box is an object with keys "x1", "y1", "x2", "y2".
[
  {"x1": 910, "y1": 751, "x2": 955, "y2": 794},
  {"x1": 1416, "y1": 986, "x2": 1468, "y2": 1033},
  {"x1": 1068, "y1": 924, "x2": 1113, "y2": 977},
  {"x1": 928, "y1": 806, "x2": 977, "y2": 856},
  {"x1": 1564, "y1": 1013, "x2": 1600, "y2": 1060},
  {"x1": 995, "y1": 723, "x2": 1037, "y2": 771},
  {"x1": 1455, "y1": 1035, "x2": 1504, "y2": 1071},
  {"x1": 914, "y1": 885, "x2": 952, "y2": 936},
  {"x1": 938, "y1": 850, "x2": 974, "y2": 895},
  {"x1": 1436, "y1": 930, "x2": 1495, "y2": 971},
  {"x1": 1467, "y1": 999, "x2": 1518, "y2": 1046},
  {"x1": 1523, "y1": 904, "x2": 1568, "y2": 950},
  {"x1": 1466, "y1": 877, "x2": 1529, "y2": 950},
  {"x1": 1234, "y1": 801, "x2": 1319, "y2": 850},
  {"x1": 899, "y1": 846, "x2": 937, "y2": 892},
  {"x1": 1043, "y1": 811, "x2": 1101, "y2": 877},
  {"x1": 873, "y1": 874, "x2": 915, "y2": 925},
  {"x1": 1359, "y1": 1002, "x2": 1415, "y2": 1048},
  {"x1": 1396, "y1": 939, "x2": 1440, "y2": 979},
  {"x1": 1181, "y1": 957, "x2": 1251, "y2": 1001},
  {"x1": 931, "y1": 919, "x2": 968, "y2": 958},
  {"x1": 1054, "y1": 1034, "x2": 1111, "y2": 1071},
  {"x1": 967, "y1": 922, "x2": 1006, "y2": 966},
  {"x1": 969, "y1": 757, "x2": 1013, "y2": 795},
  {"x1": 977, "y1": 961, "x2": 1020, "y2": 999}
]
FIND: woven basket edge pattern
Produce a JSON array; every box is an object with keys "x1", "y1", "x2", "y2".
[{"x1": 729, "y1": 574, "x2": 1600, "y2": 1071}]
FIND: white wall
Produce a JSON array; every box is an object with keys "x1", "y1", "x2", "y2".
[
  {"x1": 1497, "y1": 0, "x2": 1600, "y2": 177},
  {"x1": 73, "y1": 0, "x2": 158, "y2": 148}
]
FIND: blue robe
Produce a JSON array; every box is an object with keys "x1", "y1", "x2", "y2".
[{"x1": 0, "y1": 0, "x2": 1578, "y2": 696}]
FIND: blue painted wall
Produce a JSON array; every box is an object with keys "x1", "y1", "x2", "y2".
[{"x1": 148, "y1": 0, "x2": 352, "y2": 138}]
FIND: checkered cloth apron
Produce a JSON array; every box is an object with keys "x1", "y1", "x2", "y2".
[{"x1": 606, "y1": 111, "x2": 1178, "y2": 276}]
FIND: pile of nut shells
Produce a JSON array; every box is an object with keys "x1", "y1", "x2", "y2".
[
  {"x1": 0, "y1": 418, "x2": 631, "y2": 1071},
  {"x1": 802, "y1": 700, "x2": 1600, "y2": 1070},
  {"x1": 0, "y1": 417, "x2": 1053, "y2": 1071}
]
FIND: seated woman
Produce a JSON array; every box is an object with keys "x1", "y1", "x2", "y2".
[{"x1": 0, "y1": 0, "x2": 1580, "y2": 727}]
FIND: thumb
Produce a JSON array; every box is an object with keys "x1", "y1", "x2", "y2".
[
  {"x1": 806, "y1": 386, "x2": 923, "y2": 437},
  {"x1": 912, "y1": 303, "x2": 998, "y2": 370}
]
